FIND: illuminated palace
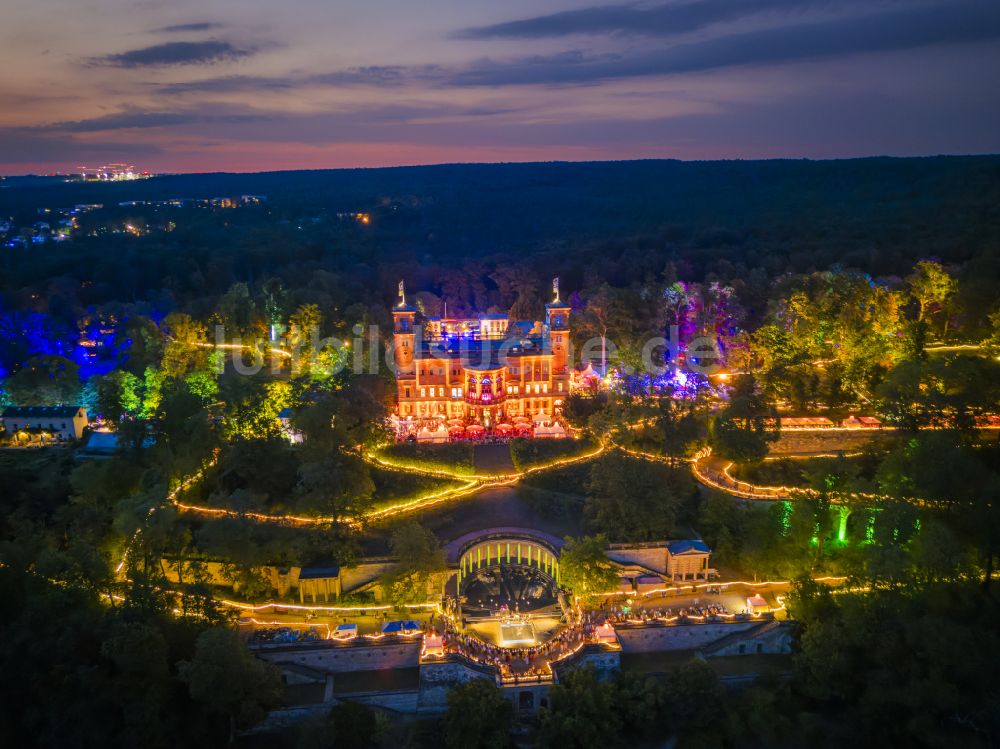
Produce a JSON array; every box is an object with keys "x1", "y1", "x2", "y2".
[{"x1": 392, "y1": 280, "x2": 572, "y2": 428}]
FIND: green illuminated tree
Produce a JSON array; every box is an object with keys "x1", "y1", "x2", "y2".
[
  {"x1": 558, "y1": 535, "x2": 619, "y2": 603},
  {"x1": 96, "y1": 369, "x2": 142, "y2": 423},
  {"x1": 381, "y1": 521, "x2": 446, "y2": 607},
  {"x1": 288, "y1": 303, "x2": 322, "y2": 376},
  {"x1": 161, "y1": 313, "x2": 210, "y2": 379},
  {"x1": 908, "y1": 259, "x2": 956, "y2": 334}
]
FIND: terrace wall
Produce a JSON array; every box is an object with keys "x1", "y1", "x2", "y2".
[
  {"x1": 417, "y1": 656, "x2": 499, "y2": 711},
  {"x1": 256, "y1": 640, "x2": 421, "y2": 673},
  {"x1": 771, "y1": 430, "x2": 896, "y2": 455},
  {"x1": 615, "y1": 622, "x2": 758, "y2": 652},
  {"x1": 605, "y1": 544, "x2": 668, "y2": 574}
]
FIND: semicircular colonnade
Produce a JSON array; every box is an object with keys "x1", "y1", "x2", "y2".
[{"x1": 452, "y1": 529, "x2": 563, "y2": 588}]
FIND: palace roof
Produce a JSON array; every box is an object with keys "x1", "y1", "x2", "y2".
[
  {"x1": 666, "y1": 540, "x2": 711, "y2": 555},
  {"x1": 2, "y1": 406, "x2": 84, "y2": 419},
  {"x1": 298, "y1": 564, "x2": 341, "y2": 579},
  {"x1": 414, "y1": 335, "x2": 552, "y2": 361}
]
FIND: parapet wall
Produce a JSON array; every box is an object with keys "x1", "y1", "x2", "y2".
[
  {"x1": 255, "y1": 640, "x2": 421, "y2": 673},
  {"x1": 553, "y1": 644, "x2": 621, "y2": 680},
  {"x1": 418, "y1": 656, "x2": 499, "y2": 711},
  {"x1": 605, "y1": 545, "x2": 667, "y2": 574},
  {"x1": 615, "y1": 622, "x2": 758, "y2": 652},
  {"x1": 339, "y1": 560, "x2": 398, "y2": 594},
  {"x1": 771, "y1": 430, "x2": 897, "y2": 455}
]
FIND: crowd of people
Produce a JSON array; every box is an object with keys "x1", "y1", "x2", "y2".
[
  {"x1": 433, "y1": 611, "x2": 604, "y2": 680},
  {"x1": 606, "y1": 602, "x2": 731, "y2": 624}
]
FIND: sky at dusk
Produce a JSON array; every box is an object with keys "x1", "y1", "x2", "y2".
[{"x1": 2, "y1": 0, "x2": 1000, "y2": 174}]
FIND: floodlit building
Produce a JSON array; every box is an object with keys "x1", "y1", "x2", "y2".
[
  {"x1": 392, "y1": 280, "x2": 571, "y2": 429},
  {"x1": 1, "y1": 406, "x2": 89, "y2": 442},
  {"x1": 665, "y1": 540, "x2": 713, "y2": 582},
  {"x1": 606, "y1": 539, "x2": 714, "y2": 583}
]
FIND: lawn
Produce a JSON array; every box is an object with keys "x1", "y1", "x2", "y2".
[
  {"x1": 373, "y1": 442, "x2": 476, "y2": 475},
  {"x1": 730, "y1": 454, "x2": 881, "y2": 489}
]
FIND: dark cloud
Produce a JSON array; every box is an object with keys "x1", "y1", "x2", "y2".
[
  {"x1": 170, "y1": 2, "x2": 997, "y2": 93},
  {"x1": 455, "y1": 0, "x2": 839, "y2": 39},
  {"x1": 156, "y1": 65, "x2": 442, "y2": 95},
  {"x1": 154, "y1": 22, "x2": 225, "y2": 33},
  {"x1": 446, "y1": 0, "x2": 1000, "y2": 85},
  {"x1": 93, "y1": 40, "x2": 254, "y2": 67},
  {"x1": 311, "y1": 65, "x2": 436, "y2": 86},
  {"x1": 158, "y1": 74, "x2": 297, "y2": 95},
  {"x1": 41, "y1": 109, "x2": 271, "y2": 132}
]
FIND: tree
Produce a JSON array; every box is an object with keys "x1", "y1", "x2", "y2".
[
  {"x1": 537, "y1": 667, "x2": 622, "y2": 749},
  {"x1": 95, "y1": 369, "x2": 142, "y2": 423},
  {"x1": 116, "y1": 315, "x2": 164, "y2": 376},
  {"x1": 876, "y1": 356, "x2": 1000, "y2": 433},
  {"x1": 984, "y1": 307, "x2": 1000, "y2": 358},
  {"x1": 223, "y1": 377, "x2": 291, "y2": 441},
  {"x1": 655, "y1": 396, "x2": 706, "y2": 467},
  {"x1": 161, "y1": 313, "x2": 210, "y2": 379},
  {"x1": 558, "y1": 535, "x2": 619, "y2": 603},
  {"x1": 3, "y1": 355, "x2": 80, "y2": 405},
  {"x1": 288, "y1": 303, "x2": 323, "y2": 376},
  {"x1": 577, "y1": 284, "x2": 629, "y2": 375},
  {"x1": 660, "y1": 660, "x2": 727, "y2": 743},
  {"x1": 216, "y1": 282, "x2": 260, "y2": 341},
  {"x1": 178, "y1": 627, "x2": 283, "y2": 743},
  {"x1": 139, "y1": 366, "x2": 165, "y2": 419},
  {"x1": 585, "y1": 452, "x2": 688, "y2": 541},
  {"x1": 381, "y1": 522, "x2": 446, "y2": 607},
  {"x1": 908, "y1": 260, "x2": 956, "y2": 334},
  {"x1": 444, "y1": 679, "x2": 514, "y2": 749},
  {"x1": 296, "y1": 701, "x2": 382, "y2": 749},
  {"x1": 711, "y1": 374, "x2": 779, "y2": 463},
  {"x1": 562, "y1": 391, "x2": 608, "y2": 430}
]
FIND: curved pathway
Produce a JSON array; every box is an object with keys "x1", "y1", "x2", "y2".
[{"x1": 689, "y1": 449, "x2": 947, "y2": 509}]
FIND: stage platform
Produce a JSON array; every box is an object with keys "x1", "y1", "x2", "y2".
[{"x1": 499, "y1": 621, "x2": 536, "y2": 646}]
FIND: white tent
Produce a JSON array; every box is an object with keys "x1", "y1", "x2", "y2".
[
  {"x1": 416, "y1": 423, "x2": 449, "y2": 443},
  {"x1": 333, "y1": 623, "x2": 358, "y2": 639},
  {"x1": 534, "y1": 422, "x2": 567, "y2": 439}
]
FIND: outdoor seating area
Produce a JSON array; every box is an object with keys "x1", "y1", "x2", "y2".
[
  {"x1": 391, "y1": 414, "x2": 568, "y2": 442},
  {"x1": 607, "y1": 603, "x2": 735, "y2": 625},
  {"x1": 765, "y1": 415, "x2": 885, "y2": 430},
  {"x1": 247, "y1": 625, "x2": 330, "y2": 645}
]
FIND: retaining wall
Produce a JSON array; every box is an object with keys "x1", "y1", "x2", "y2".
[
  {"x1": 256, "y1": 640, "x2": 421, "y2": 673},
  {"x1": 615, "y1": 622, "x2": 758, "y2": 652}
]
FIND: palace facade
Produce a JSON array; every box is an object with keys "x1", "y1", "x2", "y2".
[{"x1": 392, "y1": 282, "x2": 571, "y2": 427}]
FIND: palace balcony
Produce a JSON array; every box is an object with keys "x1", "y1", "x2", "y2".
[{"x1": 465, "y1": 391, "x2": 506, "y2": 405}]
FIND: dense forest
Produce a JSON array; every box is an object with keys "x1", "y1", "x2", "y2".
[{"x1": 3, "y1": 157, "x2": 1000, "y2": 319}]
